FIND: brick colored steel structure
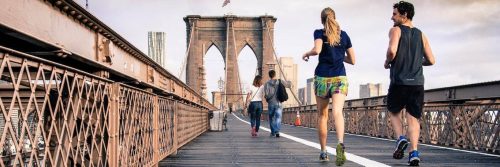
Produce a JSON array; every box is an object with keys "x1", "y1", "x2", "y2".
[
  {"x1": 0, "y1": 0, "x2": 216, "y2": 166},
  {"x1": 183, "y1": 15, "x2": 277, "y2": 110}
]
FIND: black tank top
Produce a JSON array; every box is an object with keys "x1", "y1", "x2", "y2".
[{"x1": 390, "y1": 25, "x2": 425, "y2": 85}]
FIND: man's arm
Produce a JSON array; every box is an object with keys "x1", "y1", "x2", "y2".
[
  {"x1": 280, "y1": 79, "x2": 291, "y2": 88},
  {"x1": 422, "y1": 33, "x2": 435, "y2": 66},
  {"x1": 385, "y1": 27, "x2": 401, "y2": 69}
]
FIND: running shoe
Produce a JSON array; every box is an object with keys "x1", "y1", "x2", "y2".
[{"x1": 393, "y1": 136, "x2": 409, "y2": 159}]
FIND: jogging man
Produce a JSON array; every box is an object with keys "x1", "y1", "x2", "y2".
[{"x1": 385, "y1": 1, "x2": 435, "y2": 166}]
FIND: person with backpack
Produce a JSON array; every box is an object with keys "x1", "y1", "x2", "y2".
[
  {"x1": 264, "y1": 70, "x2": 288, "y2": 137},
  {"x1": 302, "y1": 7, "x2": 356, "y2": 165}
]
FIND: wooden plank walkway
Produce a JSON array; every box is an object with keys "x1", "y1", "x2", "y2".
[{"x1": 160, "y1": 113, "x2": 500, "y2": 167}]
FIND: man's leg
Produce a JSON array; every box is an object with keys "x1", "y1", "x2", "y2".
[
  {"x1": 390, "y1": 112, "x2": 403, "y2": 138},
  {"x1": 268, "y1": 105, "x2": 275, "y2": 135},
  {"x1": 406, "y1": 112, "x2": 420, "y2": 152},
  {"x1": 275, "y1": 104, "x2": 282, "y2": 136},
  {"x1": 387, "y1": 85, "x2": 410, "y2": 160}
]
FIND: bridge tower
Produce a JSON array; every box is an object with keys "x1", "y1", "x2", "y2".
[{"x1": 184, "y1": 15, "x2": 277, "y2": 110}]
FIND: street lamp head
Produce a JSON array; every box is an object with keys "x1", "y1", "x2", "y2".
[{"x1": 218, "y1": 77, "x2": 225, "y2": 90}]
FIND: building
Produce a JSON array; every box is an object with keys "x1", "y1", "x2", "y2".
[
  {"x1": 212, "y1": 91, "x2": 223, "y2": 109},
  {"x1": 147, "y1": 31, "x2": 166, "y2": 68},
  {"x1": 306, "y1": 78, "x2": 316, "y2": 105},
  {"x1": 360, "y1": 83, "x2": 383, "y2": 98},
  {"x1": 298, "y1": 87, "x2": 305, "y2": 105},
  {"x1": 276, "y1": 57, "x2": 299, "y2": 107}
]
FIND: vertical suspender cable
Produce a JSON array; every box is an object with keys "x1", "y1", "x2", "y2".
[
  {"x1": 232, "y1": 22, "x2": 245, "y2": 108},
  {"x1": 178, "y1": 22, "x2": 195, "y2": 80},
  {"x1": 264, "y1": 23, "x2": 303, "y2": 106}
]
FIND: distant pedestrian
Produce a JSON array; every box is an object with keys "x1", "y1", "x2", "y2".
[
  {"x1": 384, "y1": 1, "x2": 435, "y2": 166},
  {"x1": 302, "y1": 7, "x2": 356, "y2": 165},
  {"x1": 264, "y1": 70, "x2": 287, "y2": 138},
  {"x1": 246, "y1": 75, "x2": 264, "y2": 137}
]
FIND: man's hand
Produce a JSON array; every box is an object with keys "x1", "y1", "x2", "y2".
[{"x1": 384, "y1": 60, "x2": 391, "y2": 69}]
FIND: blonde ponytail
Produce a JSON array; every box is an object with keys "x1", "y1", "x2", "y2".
[{"x1": 321, "y1": 7, "x2": 341, "y2": 46}]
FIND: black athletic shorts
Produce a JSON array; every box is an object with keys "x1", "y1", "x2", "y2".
[{"x1": 387, "y1": 84, "x2": 424, "y2": 119}]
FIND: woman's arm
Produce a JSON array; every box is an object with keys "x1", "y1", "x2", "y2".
[
  {"x1": 245, "y1": 91, "x2": 251, "y2": 105},
  {"x1": 344, "y1": 47, "x2": 356, "y2": 65},
  {"x1": 302, "y1": 39, "x2": 323, "y2": 61}
]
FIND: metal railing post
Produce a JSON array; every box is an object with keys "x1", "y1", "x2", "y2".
[
  {"x1": 109, "y1": 83, "x2": 120, "y2": 167},
  {"x1": 153, "y1": 95, "x2": 160, "y2": 166}
]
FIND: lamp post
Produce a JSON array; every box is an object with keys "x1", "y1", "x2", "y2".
[{"x1": 217, "y1": 77, "x2": 225, "y2": 110}]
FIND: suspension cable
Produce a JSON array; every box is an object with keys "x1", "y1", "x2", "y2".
[
  {"x1": 232, "y1": 22, "x2": 246, "y2": 108},
  {"x1": 265, "y1": 23, "x2": 303, "y2": 106},
  {"x1": 178, "y1": 22, "x2": 195, "y2": 79}
]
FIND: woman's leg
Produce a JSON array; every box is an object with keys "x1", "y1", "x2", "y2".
[
  {"x1": 316, "y1": 96, "x2": 330, "y2": 151},
  {"x1": 255, "y1": 102, "x2": 263, "y2": 132},
  {"x1": 331, "y1": 93, "x2": 346, "y2": 143},
  {"x1": 249, "y1": 103, "x2": 256, "y2": 128}
]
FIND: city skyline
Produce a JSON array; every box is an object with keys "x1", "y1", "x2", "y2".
[
  {"x1": 147, "y1": 31, "x2": 166, "y2": 68},
  {"x1": 74, "y1": 0, "x2": 500, "y2": 100}
]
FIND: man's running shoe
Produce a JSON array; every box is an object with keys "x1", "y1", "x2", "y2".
[
  {"x1": 319, "y1": 151, "x2": 329, "y2": 162},
  {"x1": 408, "y1": 150, "x2": 420, "y2": 166},
  {"x1": 393, "y1": 136, "x2": 408, "y2": 159},
  {"x1": 336, "y1": 143, "x2": 346, "y2": 166}
]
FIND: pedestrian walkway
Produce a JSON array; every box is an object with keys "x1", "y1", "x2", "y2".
[{"x1": 160, "y1": 113, "x2": 500, "y2": 167}]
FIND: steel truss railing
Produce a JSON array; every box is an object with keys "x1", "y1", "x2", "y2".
[
  {"x1": 281, "y1": 101, "x2": 500, "y2": 154},
  {"x1": 0, "y1": 48, "x2": 209, "y2": 166}
]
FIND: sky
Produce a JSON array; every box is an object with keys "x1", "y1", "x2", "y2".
[{"x1": 74, "y1": 0, "x2": 500, "y2": 100}]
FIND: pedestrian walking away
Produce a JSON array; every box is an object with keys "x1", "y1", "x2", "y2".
[
  {"x1": 264, "y1": 70, "x2": 288, "y2": 138},
  {"x1": 246, "y1": 75, "x2": 264, "y2": 137}
]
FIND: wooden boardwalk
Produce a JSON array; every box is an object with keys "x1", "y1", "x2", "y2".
[{"x1": 160, "y1": 113, "x2": 500, "y2": 167}]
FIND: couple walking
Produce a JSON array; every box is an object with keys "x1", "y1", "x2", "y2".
[
  {"x1": 245, "y1": 70, "x2": 285, "y2": 138},
  {"x1": 301, "y1": 1, "x2": 435, "y2": 166}
]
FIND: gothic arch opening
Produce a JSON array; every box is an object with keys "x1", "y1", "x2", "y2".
[
  {"x1": 236, "y1": 44, "x2": 258, "y2": 109},
  {"x1": 184, "y1": 15, "x2": 277, "y2": 110},
  {"x1": 204, "y1": 43, "x2": 225, "y2": 105}
]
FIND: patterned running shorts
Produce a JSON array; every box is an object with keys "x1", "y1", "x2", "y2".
[{"x1": 314, "y1": 76, "x2": 349, "y2": 99}]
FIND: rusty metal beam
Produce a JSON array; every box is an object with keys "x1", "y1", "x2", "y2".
[
  {"x1": 344, "y1": 80, "x2": 500, "y2": 108},
  {"x1": 0, "y1": 0, "x2": 216, "y2": 111}
]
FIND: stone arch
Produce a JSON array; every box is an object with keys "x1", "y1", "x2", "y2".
[
  {"x1": 236, "y1": 41, "x2": 262, "y2": 75},
  {"x1": 184, "y1": 15, "x2": 277, "y2": 109},
  {"x1": 204, "y1": 40, "x2": 226, "y2": 62}
]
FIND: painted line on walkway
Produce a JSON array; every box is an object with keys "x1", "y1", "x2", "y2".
[
  {"x1": 233, "y1": 114, "x2": 390, "y2": 167},
  {"x1": 283, "y1": 123, "x2": 500, "y2": 158},
  {"x1": 345, "y1": 133, "x2": 500, "y2": 158}
]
